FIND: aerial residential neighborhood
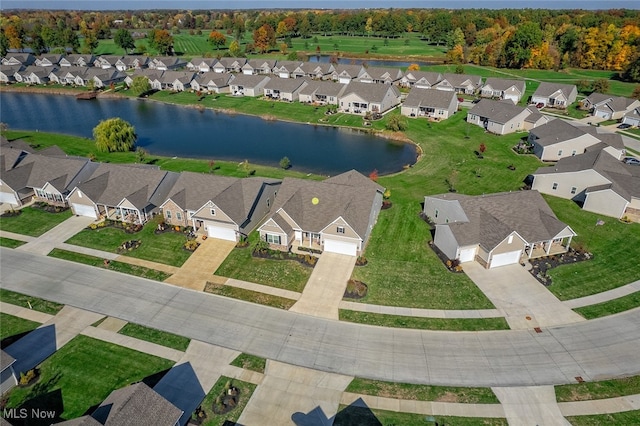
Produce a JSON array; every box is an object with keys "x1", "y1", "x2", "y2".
[{"x1": 0, "y1": 3, "x2": 640, "y2": 426}]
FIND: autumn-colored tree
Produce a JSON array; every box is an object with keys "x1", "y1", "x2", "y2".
[
  {"x1": 369, "y1": 169, "x2": 378, "y2": 182},
  {"x1": 446, "y1": 45, "x2": 465, "y2": 64},
  {"x1": 479, "y1": 143, "x2": 486, "y2": 153},
  {"x1": 407, "y1": 63, "x2": 420, "y2": 71},
  {"x1": 148, "y1": 29, "x2": 173, "y2": 55},
  {"x1": 253, "y1": 24, "x2": 275, "y2": 54},
  {"x1": 208, "y1": 30, "x2": 226, "y2": 49},
  {"x1": 229, "y1": 40, "x2": 242, "y2": 57},
  {"x1": 592, "y1": 79, "x2": 610, "y2": 94},
  {"x1": 280, "y1": 42, "x2": 288, "y2": 55},
  {"x1": 276, "y1": 21, "x2": 288, "y2": 38},
  {"x1": 631, "y1": 86, "x2": 640, "y2": 100},
  {"x1": 4, "y1": 24, "x2": 23, "y2": 50}
]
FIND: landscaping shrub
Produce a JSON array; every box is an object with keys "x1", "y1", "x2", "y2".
[{"x1": 344, "y1": 279, "x2": 368, "y2": 299}]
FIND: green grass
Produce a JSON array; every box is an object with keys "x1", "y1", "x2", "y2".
[
  {"x1": 196, "y1": 376, "x2": 257, "y2": 426},
  {"x1": 555, "y1": 375, "x2": 640, "y2": 402},
  {"x1": 339, "y1": 310, "x2": 509, "y2": 331},
  {"x1": 566, "y1": 411, "x2": 640, "y2": 425},
  {"x1": 334, "y1": 406, "x2": 507, "y2": 426},
  {"x1": 117, "y1": 323, "x2": 190, "y2": 352},
  {"x1": 0, "y1": 207, "x2": 72, "y2": 237},
  {"x1": 345, "y1": 378, "x2": 499, "y2": 404},
  {"x1": 215, "y1": 233, "x2": 311, "y2": 293},
  {"x1": 0, "y1": 289, "x2": 64, "y2": 315},
  {"x1": 574, "y1": 292, "x2": 640, "y2": 319},
  {"x1": 230, "y1": 353, "x2": 266, "y2": 373},
  {"x1": 4, "y1": 335, "x2": 175, "y2": 422},
  {"x1": 48, "y1": 248, "x2": 171, "y2": 281},
  {"x1": 65, "y1": 221, "x2": 192, "y2": 267},
  {"x1": 0, "y1": 313, "x2": 40, "y2": 340},
  {"x1": 0, "y1": 237, "x2": 26, "y2": 248},
  {"x1": 542, "y1": 196, "x2": 640, "y2": 300},
  {"x1": 203, "y1": 282, "x2": 296, "y2": 310}
]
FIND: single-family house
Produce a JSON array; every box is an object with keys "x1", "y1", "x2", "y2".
[
  {"x1": 401, "y1": 88, "x2": 458, "y2": 120},
  {"x1": 15, "y1": 66, "x2": 51, "y2": 85},
  {"x1": 622, "y1": 107, "x2": 640, "y2": 127},
  {"x1": 161, "y1": 172, "x2": 281, "y2": 241},
  {"x1": 67, "y1": 163, "x2": 179, "y2": 223},
  {"x1": 294, "y1": 62, "x2": 334, "y2": 80},
  {"x1": 466, "y1": 99, "x2": 532, "y2": 135},
  {"x1": 424, "y1": 190, "x2": 576, "y2": 268},
  {"x1": 54, "y1": 67, "x2": 90, "y2": 86},
  {"x1": 530, "y1": 82, "x2": 577, "y2": 109},
  {"x1": 298, "y1": 80, "x2": 347, "y2": 105},
  {"x1": 263, "y1": 77, "x2": 308, "y2": 101},
  {"x1": 581, "y1": 128, "x2": 626, "y2": 160},
  {"x1": 124, "y1": 68, "x2": 163, "y2": 88},
  {"x1": 1, "y1": 53, "x2": 35, "y2": 67},
  {"x1": 399, "y1": 70, "x2": 442, "y2": 89},
  {"x1": 242, "y1": 59, "x2": 276, "y2": 75},
  {"x1": 258, "y1": 170, "x2": 384, "y2": 256},
  {"x1": 331, "y1": 64, "x2": 365, "y2": 84},
  {"x1": 59, "y1": 54, "x2": 95, "y2": 67},
  {"x1": 1, "y1": 350, "x2": 18, "y2": 396},
  {"x1": 0, "y1": 64, "x2": 23, "y2": 83},
  {"x1": 229, "y1": 74, "x2": 271, "y2": 97},
  {"x1": 116, "y1": 55, "x2": 149, "y2": 71},
  {"x1": 357, "y1": 66, "x2": 403, "y2": 85},
  {"x1": 339, "y1": 81, "x2": 401, "y2": 115},
  {"x1": 186, "y1": 57, "x2": 218, "y2": 73},
  {"x1": 94, "y1": 55, "x2": 122, "y2": 69},
  {"x1": 213, "y1": 57, "x2": 247, "y2": 73},
  {"x1": 190, "y1": 72, "x2": 234, "y2": 93},
  {"x1": 523, "y1": 110, "x2": 551, "y2": 130},
  {"x1": 581, "y1": 93, "x2": 640, "y2": 120},
  {"x1": 434, "y1": 73, "x2": 482, "y2": 94},
  {"x1": 531, "y1": 149, "x2": 640, "y2": 221},
  {"x1": 149, "y1": 56, "x2": 186, "y2": 71},
  {"x1": 480, "y1": 78, "x2": 526, "y2": 104},
  {"x1": 159, "y1": 71, "x2": 196, "y2": 91},
  {"x1": 35, "y1": 54, "x2": 63, "y2": 67},
  {"x1": 83, "y1": 68, "x2": 126, "y2": 88},
  {"x1": 272, "y1": 60, "x2": 304, "y2": 79}
]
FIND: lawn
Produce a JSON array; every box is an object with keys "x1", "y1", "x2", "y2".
[
  {"x1": 4, "y1": 335, "x2": 175, "y2": 423},
  {"x1": 0, "y1": 289, "x2": 64, "y2": 315},
  {"x1": 48, "y1": 248, "x2": 171, "y2": 281},
  {"x1": 0, "y1": 237, "x2": 26, "y2": 248},
  {"x1": 574, "y1": 292, "x2": 640, "y2": 320},
  {"x1": 118, "y1": 323, "x2": 191, "y2": 352},
  {"x1": 64, "y1": 220, "x2": 193, "y2": 267},
  {"x1": 542, "y1": 196, "x2": 640, "y2": 300},
  {"x1": 339, "y1": 310, "x2": 510, "y2": 331},
  {"x1": 0, "y1": 207, "x2": 72, "y2": 237},
  {"x1": 215, "y1": 233, "x2": 312, "y2": 293},
  {"x1": 555, "y1": 375, "x2": 640, "y2": 402},
  {"x1": 334, "y1": 406, "x2": 507, "y2": 426},
  {"x1": 345, "y1": 378, "x2": 499, "y2": 404},
  {"x1": 230, "y1": 353, "x2": 266, "y2": 374},
  {"x1": 566, "y1": 410, "x2": 640, "y2": 425},
  {"x1": 0, "y1": 313, "x2": 40, "y2": 340},
  {"x1": 195, "y1": 376, "x2": 256, "y2": 426},
  {"x1": 203, "y1": 282, "x2": 296, "y2": 310}
]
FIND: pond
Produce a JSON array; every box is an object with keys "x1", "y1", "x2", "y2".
[
  {"x1": 308, "y1": 55, "x2": 439, "y2": 68},
  {"x1": 0, "y1": 92, "x2": 417, "y2": 176}
]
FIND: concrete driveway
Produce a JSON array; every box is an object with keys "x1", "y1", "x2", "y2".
[
  {"x1": 289, "y1": 252, "x2": 356, "y2": 320},
  {"x1": 16, "y1": 215, "x2": 95, "y2": 255},
  {"x1": 463, "y1": 262, "x2": 585, "y2": 329}
]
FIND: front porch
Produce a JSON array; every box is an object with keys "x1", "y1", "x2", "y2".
[
  {"x1": 525, "y1": 238, "x2": 572, "y2": 259},
  {"x1": 100, "y1": 205, "x2": 146, "y2": 224}
]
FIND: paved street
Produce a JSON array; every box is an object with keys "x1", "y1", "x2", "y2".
[{"x1": 2, "y1": 248, "x2": 640, "y2": 388}]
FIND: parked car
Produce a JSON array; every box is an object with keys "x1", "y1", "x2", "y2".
[
  {"x1": 623, "y1": 157, "x2": 640, "y2": 166},
  {"x1": 472, "y1": 98, "x2": 481, "y2": 104},
  {"x1": 617, "y1": 123, "x2": 632, "y2": 129},
  {"x1": 535, "y1": 103, "x2": 544, "y2": 109}
]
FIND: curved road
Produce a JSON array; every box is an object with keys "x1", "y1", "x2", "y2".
[{"x1": 2, "y1": 248, "x2": 639, "y2": 387}]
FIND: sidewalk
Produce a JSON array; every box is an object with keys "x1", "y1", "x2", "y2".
[
  {"x1": 564, "y1": 280, "x2": 640, "y2": 309},
  {"x1": 0, "y1": 301, "x2": 53, "y2": 323},
  {"x1": 493, "y1": 386, "x2": 570, "y2": 425},
  {"x1": 0, "y1": 230, "x2": 35, "y2": 243}
]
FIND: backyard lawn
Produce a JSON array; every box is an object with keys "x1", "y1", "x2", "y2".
[
  {"x1": 0, "y1": 313, "x2": 40, "y2": 340},
  {"x1": 4, "y1": 335, "x2": 175, "y2": 423},
  {"x1": 0, "y1": 207, "x2": 72, "y2": 237},
  {"x1": 64, "y1": 220, "x2": 193, "y2": 267}
]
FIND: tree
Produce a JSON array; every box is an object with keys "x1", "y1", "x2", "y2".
[
  {"x1": 81, "y1": 30, "x2": 99, "y2": 54},
  {"x1": 0, "y1": 32, "x2": 8, "y2": 57},
  {"x1": 632, "y1": 85, "x2": 640, "y2": 100},
  {"x1": 131, "y1": 75, "x2": 151, "y2": 96},
  {"x1": 208, "y1": 30, "x2": 226, "y2": 49},
  {"x1": 622, "y1": 56, "x2": 640, "y2": 82},
  {"x1": 114, "y1": 29, "x2": 135, "y2": 53},
  {"x1": 407, "y1": 63, "x2": 420, "y2": 71},
  {"x1": 447, "y1": 28, "x2": 466, "y2": 49},
  {"x1": 501, "y1": 22, "x2": 543, "y2": 68},
  {"x1": 446, "y1": 45, "x2": 465, "y2": 64},
  {"x1": 148, "y1": 29, "x2": 174, "y2": 55},
  {"x1": 385, "y1": 115, "x2": 407, "y2": 131},
  {"x1": 576, "y1": 79, "x2": 591, "y2": 93},
  {"x1": 93, "y1": 118, "x2": 137, "y2": 153},
  {"x1": 592, "y1": 78, "x2": 610, "y2": 94},
  {"x1": 253, "y1": 24, "x2": 275, "y2": 53},
  {"x1": 229, "y1": 40, "x2": 242, "y2": 57},
  {"x1": 135, "y1": 147, "x2": 147, "y2": 163},
  {"x1": 369, "y1": 169, "x2": 378, "y2": 182},
  {"x1": 279, "y1": 156, "x2": 291, "y2": 169}
]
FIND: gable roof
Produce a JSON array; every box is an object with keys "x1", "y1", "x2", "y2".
[
  {"x1": 403, "y1": 88, "x2": 457, "y2": 109},
  {"x1": 533, "y1": 82, "x2": 576, "y2": 98},
  {"x1": 482, "y1": 77, "x2": 525, "y2": 93},
  {"x1": 468, "y1": 99, "x2": 530, "y2": 124},
  {"x1": 299, "y1": 79, "x2": 347, "y2": 97},
  {"x1": 264, "y1": 77, "x2": 308, "y2": 92},
  {"x1": 529, "y1": 119, "x2": 594, "y2": 147},
  {"x1": 0, "y1": 349, "x2": 16, "y2": 371},
  {"x1": 440, "y1": 73, "x2": 482, "y2": 88},
  {"x1": 341, "y1": 81, "x2": 400, "y2": 103},
  {"x1": 402, "y1": 70, "x2": 442, "y2": 85},
  {"x1": 229, "y1": 73, "x2": 270, "y2": 87}
]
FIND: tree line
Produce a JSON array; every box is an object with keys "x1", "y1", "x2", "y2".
[{"x1": 1, "y1": 8, "x2": 639, "y2": 80}]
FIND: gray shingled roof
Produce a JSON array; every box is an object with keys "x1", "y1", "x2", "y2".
[
  {"x1": 468, "y1": 99, "x2": 529, "y2": 124},
  {"x1": 441, "y1": 73, "x2": 482, "y2": 88},
  {"x1": 229, "y1": 73, "x2": 271, "y2": 87},
  {"x1": 402, "y1": 70, "x2": 442, "y2": 85},
  {"x1": 91, "y1": 382, "x2": 182, "y2": 426},
  {"x1": 194, "y1": 72, "x2": 234, "y2": 87},
  {"x1": 273, "y1": 60, "x2": 303, "y2": 72},
  {"x1": 164, "y1": 171, "x2": 239, "y2": 211},
  {"x1": 0, "y1": 349, "x2": 16, "y2": 371},
  {"x1": 2, "y1": 152, "x2": 92, "y2": 193},
  {"x1": 529, "y1": 119, "x2": 588, "y2": 146},
  {"x1": 360, "y1": 66, "x2": 403, "y2": 80},
  {"x1": 533, "y1": 82, "x2": 576, "y2": 98},
  {"x1": 585, "y1": 93, "x2": 638, "y2": 113},
  {"x1": 333, "y1": 64, "x2": 364, "y2": 78},
  {"x1": 264, "y1": 76, "x2": 308, "y2": 92},
  {"x1": 403, "y1": 88, "x2": 456, "y2": 109},
  {"x1": 482, "y1": 77, "x2": 525, "y2": 93},
  {"x1": 433, "y1": 190, "x2": 573, "y2": 251},
  {"x1": 299, "y1": 79, "x2": 347, "y2": 97},
  {"x1": 341, "y1": 80, "x2": 400, "y2": 103}
]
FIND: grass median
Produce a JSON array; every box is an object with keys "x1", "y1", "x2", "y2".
[
  {"x1": 574, "y1": 292, "x2": 640, "y2": 320},
  {"x1": 555, "y1": 375, "x2": 640, "y2": 402},
  {"x1": 334, "y1": 406, "x2": 507, "y2": 426},
  {"x1": 339, "y1": 310, "x2": 509, "y2": 331},
  {"x1": 118, "y1": 323, "x2": 191, "y2": 352},
  {"x1": 0, "y1": 237, "x2": 27, "y2": 248},
  {"x1": 0, "y1": 313, "x2": 40, "y2": 340},
  {"x1": 0, "y1": 289, "x2": 64, "y2": 315}
]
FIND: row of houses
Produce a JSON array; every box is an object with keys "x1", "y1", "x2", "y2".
[{"x1": 0, "y1": 138, "x2": 384, "y2": 256}]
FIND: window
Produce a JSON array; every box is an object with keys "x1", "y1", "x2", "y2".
[
  {"x1": 552, "y1": 182, "x2": 558, "y2": 190},
  {"x1": 266, "y1": 198, "x2": 270, "y2": 208},
  {"x1": 508, "y1": 235, "x2": 513, "y2": 244},
  {"x1": 558, "y1": 150, "x2": 563, "y2": 156},
  {"x1": 210, "y1": 208, "x2": 216, "y2": 216},
  {"x1": 176, "y1": 212, "x2": 182, "y2": 220},
  {"x1": 571, "y1": 150, "x2": 577, "y2": 156},
  {"x1": 571, "y1": 187, "x2": 577, "y2": 195},
  {"x1": 266, "y1": 234, "x2": 281, "y2": 245},
  {"x1": 337, "y1": 226, "x2": 345, "y2": 234},
  {"x1": 166, "y1": 210, "x2": 172, "y2": 219}
]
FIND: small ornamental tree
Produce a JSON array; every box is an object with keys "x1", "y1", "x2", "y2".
[
  {"x1": 369, "y1": 169, "x2": 379, "y2": 182},
  {"x1": 131, "y1": 75, "x2": 151, "y2": 96},
  {"x1": 208, "y1": 31, "x2": 226, "y2": 50},
  {"x1": 93, "y1": 118, "x2": 137, "y2": 153},
  {"x1": 407, "y1": 63, "x2": 420, "y2": 71},
  {"x1": 479, "y1": 143, "x2": 486, "y2": 153},
  {"x1": 279, "y1": 156, "x2": 291, "y2": 169}
]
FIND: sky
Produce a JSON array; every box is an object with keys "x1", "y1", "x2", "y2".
[{"x1": 2, "y1": 0, "x2": 638, "y2": 10}]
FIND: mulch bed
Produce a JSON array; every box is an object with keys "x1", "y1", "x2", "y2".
[
  {"x1": 428, "y1": 241, "x2": 465, "y2": 273},
  {"x1": 381, "y1": 201, "x2": 392, "y2": 210},
  {"x1": 32, "y1": 202, "x2": 69, "y2": 213},
  {"x1": 117, "y1": 240, "x2": 141, "y2": 254},
  {"x1": 528, "y1": 248, "x2": 593, "y2": 286},
  {"x1": 212, "y1": 386, "x2": 240, "y2": 415},
  {"x1": 344, "y1": 279, "x2": 368, "y2": 299},
  {"x1": 0, "y1": 210, "x2": 21, "y2": 217}
]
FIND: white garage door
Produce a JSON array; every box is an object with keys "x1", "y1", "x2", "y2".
[
  {"x1": 489, "y1": 250, "x2": 522, "y2": 269},
  {"x1": 72, "y1": 203, "x2": 97, "y2": 219},
  {"x1": 207, "y1": 225, "x2": 236, "y2": 241},
  {"x1": 324, "y1": 239, "x2": 358, "y2": 256},
  {"x1": 0, "y1": 192, "x2": 18, "y2": 205},
  {"x1": 595, "y1": 110, "x2": 610, "y2": 119},
  {"x1": 458, "y1": 247, "x2": 476, "y2": 263}
]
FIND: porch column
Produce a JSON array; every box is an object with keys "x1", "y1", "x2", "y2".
[
  {"x1": 566, "y1": 235, "x2": 573, "y2": 250},
  {"x1": 528, "y1": 244, "x2": 533, "y2": 258},
  {"x1": 545, "y1": 240, "x2": 552, "y2": 255}
]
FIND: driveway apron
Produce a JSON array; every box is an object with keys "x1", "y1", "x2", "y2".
[
  {"x1": 289, "y1": 253, "x2": 356, "y2": 320},
  {"x1": 463, "y1": 262, "x2": 585, "y2": 329},
  {"x1": 493, "y1": 386, "x2": 571, "y2": 426}
]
